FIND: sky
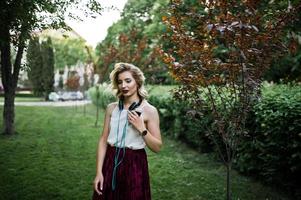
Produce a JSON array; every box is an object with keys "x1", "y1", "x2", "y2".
[{"x1": 65, "y1": 0, "x2": 128, "y2": 48}]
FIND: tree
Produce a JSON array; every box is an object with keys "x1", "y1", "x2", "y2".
[
  {"x1": 27, "y1": 37, "x2": 44, "y2": 96},
  {"x1": 0, "y1": 0, "x2": 102, "y2": 135},
  {"x1": 162, "y1": 0, "x2": 301, "y2": 199},
  {"x1": 27, "y1": 37, "x2": 55, "y2": 99},
  {"x1": 41, "y1": 37, "x2": 55, "y2": 100},
  {"x1": 263, "y1": 2, "x2": 301, "y2": 83},
  {"x1": 52, "y1": 37, "x2": 90, "y2": 70},
  {"x1": 94, "y1": 0, "x2": 172, "y2": 84},
  {"x1": 95, "y1": 30, "x2": 164, "y2": 83},
  {"x1": 66, "y1": 74, "x2": 80, "y2": 91}
]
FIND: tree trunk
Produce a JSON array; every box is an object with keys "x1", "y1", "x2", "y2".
[
  {"x1": 94, "y1": 85, "x2": 100, "y2": 127},
  {"x1": 98, "y1": 65, "x2": 110, "y2": 83},
  {"x1": 0, "y1": 24, "x2": 25, "y2": 135},
  {"x1": 226, "y1": 162, "x2": 232, "y2": 200},
  {"x1": 3, "y1": 90, "x2": 15, "y2": 135}
]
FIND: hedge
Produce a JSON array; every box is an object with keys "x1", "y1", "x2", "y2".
[{"x1": 235, "y1": 84, "x2": 301, "y2": 197}]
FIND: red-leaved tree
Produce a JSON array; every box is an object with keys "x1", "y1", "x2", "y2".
[
  {"x1": 66, "y1": 75, "x2": 80, "y2": 91},
  {"x1": 92, "y1": 29, "x2": 165, "y2": 83},
  {"x1": 162, "y1": 0, "x2": 301, "y2": 199}
]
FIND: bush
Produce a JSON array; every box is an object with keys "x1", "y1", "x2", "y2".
[
  {"x1": 149, "y1": 94, "x2": 215, "y2": 153},
  {"x1": 88, "y1": 83, "x2": 116, "y2": 109},
  {"x1": 235, "y1": 83, "x2": 301, "y2": 197},
  {"x1": 88, "y1": 84, "x2": 176, "y2": 110}
]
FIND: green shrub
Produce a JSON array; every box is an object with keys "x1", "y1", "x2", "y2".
[
  {"x1": 88, "y1": 83, "x2": 116, "y2": 109},
  {"x1": 235, "y1": 83, "x2": 301, "y2": 197},
  {"x1": 87, "y1": 84, "x2": 176, "y2": 109},
  {"x1": 149, "y1": 94, "x2": 215, "y2": 153}
]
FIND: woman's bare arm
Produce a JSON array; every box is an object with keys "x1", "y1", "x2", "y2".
[
  {"x1": 95, "y1": 103, "x2": 116, "y2": 175},
  {"x1": 94, "y1": 103, "x2": 116, "y2": 194},
  {"x1": 142, "y1": 106, "x2": 162, "y2": 153}
]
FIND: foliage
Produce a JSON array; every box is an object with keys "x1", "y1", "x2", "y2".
[
  {"x1": 0, "y1": 0, "x2": 102, "y2": 134},
  {"x1": 149, "y1": 94, "x2": 215, "y2": 152},
  {"x1": 263, "y1": 2, "x2": 301, "y2": 83},
  {"x1": 264, "y1": 48, "x2": 301, "y2": 82},
  {"x1": 27, "y1": 37, "x2": 55, "y2": 98},
  {"x1": 65, "y1": 75, "x2": 80, "y2": 91},
  {"x1": 162, "y1": 1, "x2": 300, "y2": 199},
  {"x1": 87, "y1": 84, "x2": 176, "y2": 109},
  {"x1": 235, "y1": 83, "x2": 301, "y2": 198},
  {"x1": 148, "y1": 83, "x2": 301, "y2": 198},
  {"x1": 27, "y1": 37, "x2": 44, "y2": 96},
  {"x1": 58, "y1": 76, "x2": 64, "y2": 90},
  {"x1": 88, "y1": 83, "x2": 115, "y2": 108},
  {"x1": 41, "y1": 37, "x2": 55, "y2": 99},
  {"x1": 52, "y1": 37, "x2": 90, "y2": 69},
  {"x1": 94, "y1": 0, "x2": 172, "y2": 84}
]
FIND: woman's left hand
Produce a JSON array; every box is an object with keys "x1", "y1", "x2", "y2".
[{"x1": 128, "y1": 111, "x2": 145, "y2": 133}]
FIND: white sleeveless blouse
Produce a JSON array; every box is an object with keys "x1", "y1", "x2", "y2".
[{"x1": 107, "y1": 105, "x2": 146, "y2": 150}]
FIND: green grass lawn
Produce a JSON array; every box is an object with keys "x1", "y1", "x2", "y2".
[
  {"x1": 0, "y1": 104, "x2": 291, "y2": 200},
  {"x1": 0, "y1": 97, "x2": 43, "y2": 102},
  {"x1": 147, "y1": 85, "x2": 176, "y2": 97}
]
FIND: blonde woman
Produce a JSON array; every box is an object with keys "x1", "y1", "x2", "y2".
[{"x1": 92, "y1": 63, "x2": 162, "y2": 200}]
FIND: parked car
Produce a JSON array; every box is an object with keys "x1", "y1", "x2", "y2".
[
  {"x1": 48, "y1": 92, "x2": 60, "y2": 101},
  {"x1": 58, "y1": 91, "x2": 84, "y2": 101},
  {"x1": 48, "y1": 91, "x2": 84, "y2": 101}
]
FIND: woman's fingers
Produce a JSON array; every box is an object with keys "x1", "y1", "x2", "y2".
[
  {"x1": 128, "y1": 111, "x2": 136, "y2": 121},
  {"x1": 127, "y1": 112, "x2": 133, "y2": 122},
  {"x1": 100, "y1": 178, "x2": 103, "y2": 192},
  {"x1": 94, "y1": 180, "x2": 100, "y2": 194},
  {"x1": 128, "y1": 111, "x2": 139, "y2": 118},
  {"x1": 131, "y1": 111, "x2": 138, "y2": 116},
  {"x1": 128, "y1": 111, "x2": 134, "y2": 117},
  {"x1": 94, "y1": 178, "x2": 103, "y2": 195}
]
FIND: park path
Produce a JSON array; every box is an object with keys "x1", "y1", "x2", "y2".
[{"x1": 0, "y1": 100, "x2": 91, "y2": 107}]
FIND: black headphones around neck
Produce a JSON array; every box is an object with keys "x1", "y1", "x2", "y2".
[{"x1": 118, "y1": 97, "x2": 142, "y2": 113}]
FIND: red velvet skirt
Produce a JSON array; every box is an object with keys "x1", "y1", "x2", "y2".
[{"x1": 92, "y1": 145, "x2": 151, "y2": 200}]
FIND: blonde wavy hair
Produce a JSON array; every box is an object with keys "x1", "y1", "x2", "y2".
[{"x1": 110, "y1": 63, "x2": 148, "y2": 99}]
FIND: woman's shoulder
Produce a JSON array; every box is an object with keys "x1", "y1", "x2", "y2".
[
  {"x1": 142, "y1": 100, "x2": 158, "y2": 115},
  {"x1": 106, "y1": 102, "x2": 118, "y2": 115}
]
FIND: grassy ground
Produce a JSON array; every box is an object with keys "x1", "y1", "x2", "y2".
[
  {"x1": 0, "y1": 97, "x2": 43, "y2": 102},
  {"x1": 0, "y1": 104, "x2": 290, "y2": 200},
  {"x1": 146, "y1": 85, "x2": 175, "y2": 97}
]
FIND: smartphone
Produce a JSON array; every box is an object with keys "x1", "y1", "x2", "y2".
[{"x1": 135, "y1": 111, "x2": 142, "y2": 116}]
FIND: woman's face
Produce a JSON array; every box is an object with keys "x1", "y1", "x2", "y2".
[{"x1": 117, "y1": 71, "x2": 138, "y2": 98}]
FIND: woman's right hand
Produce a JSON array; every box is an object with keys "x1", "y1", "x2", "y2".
[{"x1": 93, "y1": 173, "x2": 104, "y2": 195}]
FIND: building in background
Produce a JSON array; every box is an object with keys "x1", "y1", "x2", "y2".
[{"x1": 6, "y1": 27, "x2": 97, "y2": 94}]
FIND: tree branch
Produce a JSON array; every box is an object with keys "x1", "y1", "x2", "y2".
[{"x1": 12, "y1": 25, "x2": 27, "y2": 90}]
